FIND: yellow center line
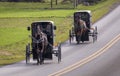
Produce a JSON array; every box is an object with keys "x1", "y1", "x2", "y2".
[{"x1": 49, "y1": 34, "x2": 120, "y2": 76}]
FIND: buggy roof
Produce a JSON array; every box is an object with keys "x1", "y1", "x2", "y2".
[
  {"x1": 74, "y1": 10, "x2": 91, "y2": 15},
  {"x1": 32, "y1": 21, "x2": 54, "y2": 25}
]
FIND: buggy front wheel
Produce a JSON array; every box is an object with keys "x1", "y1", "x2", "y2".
[
  {"x1": 58, "y1": 43, "x2": 61, "y2": 63},
  {"x1": 93, "y1": 26, "x2": 98, "y2": 43},
  {"x1": 26, "y1": 43, "x2": 31, "y2": 64},
  {"x1": 69, "y1": 30, "x2": 72, "y2": 44}
]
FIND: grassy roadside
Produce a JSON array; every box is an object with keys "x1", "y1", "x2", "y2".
[
  {"x1": 0, "y1": 0, "x2": 119, "y2": 66},
  {"x1": 91, "y1": 0, "x2": 120, "y2": 23}
]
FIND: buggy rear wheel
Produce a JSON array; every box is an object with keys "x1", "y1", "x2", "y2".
[
  {"x1": 26, "y1": 43, "x2": 31, "y2": 64},
  {"x1": 69, "y1": 30, "x2": 72, "y2": 44},
  {"x1": 93, "y1": 26, "x2": 98, "y2": 43},
  {"x1": 58, "y1": 43, "x2": 61, "y2": 63}
]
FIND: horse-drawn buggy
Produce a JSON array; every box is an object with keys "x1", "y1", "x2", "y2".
[
  {"x1": 26, "y1": 21, "x2": 61, "y2": 65},
  {"x1": 69, "y1": 10, "x2": 97, "y2": 44}
]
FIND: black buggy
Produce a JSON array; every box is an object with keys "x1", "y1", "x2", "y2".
[
  {"x1": 26, "y1": 21, "x2": 61, "y2": 64},
  {"x1": 69, "y1": 10, "x2": 98, "y2": 44}
]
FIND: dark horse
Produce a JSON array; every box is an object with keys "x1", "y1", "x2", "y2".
[
  {"x1": 77, "y1": 19, "x2": 87, "y2": 36},
  {"x1": 76, "y1": 19, "x2": 95, "y2": 43},
  {"x1": 76, "y1": 19, "x2": 87, "y2": 43},
  {"x1": 35, "y1": 26, "x2": 48, "y2": 65}
]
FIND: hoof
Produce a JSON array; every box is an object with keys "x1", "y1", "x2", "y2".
[
  {"x1": 37, "y1": 63, "x2": 39, "y2": 65},
  {"x1": 40, "y1": 60, "x2": 44, "y2": 65},
  {"x1": 37, "y1": 61, "x2": 40, "y2": 65}
]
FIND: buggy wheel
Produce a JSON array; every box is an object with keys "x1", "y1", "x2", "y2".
[
  {"x1": 95, "y1": 26, "x2": 98, "y2": 41},
  {"x1": 92, "y1": 30, "x2": 96, "y2": 43},
  {"x1": 58, "y1": 43, "x2": 61, "y2": 63},
  {"x1": 93, "y1": 26, "x2": 98, "y2": 43},
  {"x1": 69, "y1": 30, "x2": 72, "y2": 44},
  {"x1": 93, "y1": 34, "x2": 96, "y2": 43},
  {"x1": 26, "y1": 43, "x2": 30, "y2": 64}
]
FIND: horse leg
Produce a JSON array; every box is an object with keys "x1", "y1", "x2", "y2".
[
  {"x1": 81, "y1": 29, "x2": 86, "y2": 43},
  {"x1": 37, "y1": 53, "x2": 40, "y2": 65},
  {"x1": 40, "y1": 42, "x2": 45, "y2": 64},
  {"x1": 42, "y1": 52, "x2": 44, "y2": 64},
  {"x1": 42, "y1": 46, "x2": 47, "y2": 64},
  {"x1": 39, "y1": 51, "x2": 43, "y2": 64},
  {"x1": 40, "y1": 49, "x2": 45, "y2": 64},
  {"x1": 36, "y1": 48, "x2": 40, "y2": 65},
  {"x1": 77, "y1": 31, "x2": 82, "y2": 44}
]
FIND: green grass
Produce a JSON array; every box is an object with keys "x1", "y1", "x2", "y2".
[
  {"x1": 0, "y1": 27, "x2": 28, "y2": 46},
  {"x1": 0, "y1": 0, "x2": 119, "y2": 65},
  {"x1": 0, "y1": 2, "x2": 74, "y2": 17},
  {"x1": 0, "y1": 10, "x2": 75, "y2": 17}
]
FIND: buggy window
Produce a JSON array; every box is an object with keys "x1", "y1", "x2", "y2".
[
  {"x1": 32, "y1": 22, "x2": 52, "y2": 35},
  {"x1": 74, "y1": 12, "x2": 91, "y2": 29}
]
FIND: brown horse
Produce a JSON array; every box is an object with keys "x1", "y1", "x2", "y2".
[
  {"x1": 76, "y1": 19, "x2": 95, "y2": 43},
  {"x1": 35, "y1": 26, "x2": 48, "y2": 64},
  {"x1": 77, "y1": 19, "x2": 87, "y2": 36}
]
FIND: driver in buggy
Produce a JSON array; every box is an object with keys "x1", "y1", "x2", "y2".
[{"x1": 42, "y1": 23, "x2": 53, "y2": 45}]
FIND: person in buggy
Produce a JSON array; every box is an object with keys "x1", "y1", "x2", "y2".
[{"x1": 42, "y1": 23, "x2": 53, "y2": 45}]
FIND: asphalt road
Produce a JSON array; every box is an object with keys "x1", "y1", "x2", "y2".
[
  {"x1": 0, "y1": 5, "x2": 120, "y2": 76},
  {"x1": 62, "y1": 35, "x2": 120, "y2": 76}
]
